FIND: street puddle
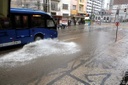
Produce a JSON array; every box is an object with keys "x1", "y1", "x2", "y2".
[{"x1": 0, "y1": 39, "x2": 80, "y2": 67}]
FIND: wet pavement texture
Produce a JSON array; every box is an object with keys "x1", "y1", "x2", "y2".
[{"x1": 0, "y1": 24, "x2": 128, "y2": 85}]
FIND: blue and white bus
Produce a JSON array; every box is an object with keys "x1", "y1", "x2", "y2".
[{"x1": 0, "y1": 8, "x2": 58, "y2": 48}]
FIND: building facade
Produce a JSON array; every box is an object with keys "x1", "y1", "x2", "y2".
[
  {"x1": 58, "y1": 0, "x2": 71, "y2": 25},
  {"x1": 70, "y1": 0, "x2": 78, "y2": 16},
  {"x1": 59, "y1": 0, "x2": 71, "y2": 17},
  {"x1": 111, "y1": 0, "x2": 128, "y2": 22},
  {"x1": 95, "y1": 9, "x2": 112, "y2": 23},
  {"x1": 78, "y1": 0, "x2": 86, "y2": 16},
  {"x1": 11, "y1": 0, "x2": 44, "y2": 10},
  {"x1": 50, "y1": 0, "x2": 60, "y2": 15},
  {"x1": 86, "y1": 0, "x2": 103, "y2": 15}
]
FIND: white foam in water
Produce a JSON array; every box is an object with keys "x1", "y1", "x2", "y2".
[{"x1": 0, "y1": 39, "x2": 80, "y2": 67}]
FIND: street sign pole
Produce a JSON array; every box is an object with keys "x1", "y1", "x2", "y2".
[
  {"x1": 115, "y1": 22, "x2": 119, "y2": 42},
  {"x1": 115, "y1": 7, "x2": 120, "y2": 42}
]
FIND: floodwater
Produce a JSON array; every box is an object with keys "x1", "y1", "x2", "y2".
[
  {"x1": 0, "y1": 39, "x2": 82, "y2": 85},
  {"x1": 0, "y1": 25, "x2": 128, "y2": 85},
  {"x1": 0, "y1": 39, "x2": 80, "y2": 67}
]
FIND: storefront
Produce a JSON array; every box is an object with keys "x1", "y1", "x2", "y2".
[{"x1": 52, "y1": 15, "x2": 62, "y2": 25}]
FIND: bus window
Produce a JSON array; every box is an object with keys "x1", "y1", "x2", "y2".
[
  {"x1": 0, "y1": 17, "x2": 11, "y2": 29},
  {"x1": 47, "y1": 19, "x2": 55, "y2": 27},
  {"x1": 0, "y1": 18, "x2": 4, "y2": 29},
  {"x1": 23, "y1": 15, "x2": 28, "y2": 28},
  {"x1": 0, "y1": 8, "x2": 58, "y2": 48},
  {"x1": 15, "y1": 15, "x2": 22, "y2": 28},
  {"x1": 32, "y1": 15, "x2": 45, "y2": 28}
]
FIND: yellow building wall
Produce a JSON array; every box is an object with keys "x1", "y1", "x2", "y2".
[
  {"x1": 84, "y1": 0, "x2": 87, "y2": 14},
  {"x1": 78, "y1": 0, "x2": 86, "y2": 14},
  {"x1": 71, "y1": 10, "x2": 78, "y2": 15},
  {"x1": 0, "y1": 0, "x2": 10, "y2": 17}
]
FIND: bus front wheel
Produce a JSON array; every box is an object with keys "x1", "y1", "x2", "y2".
[{"x1": 34, "y1": 35, "x2": 43, "y2": 41}]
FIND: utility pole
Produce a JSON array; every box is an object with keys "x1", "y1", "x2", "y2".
[
  {"x1": 90, "y1": 0, "x2": 94, "y2": 25},
  {"x1": 43, "y1": 0, "x2": 49, "y2": 12},
  {"x1": 35, "y1": 0, "x2": 40, "y2": 10},
  {"x1": 115, "y1": 6, "x2": 120, "y2": 42},
  {"x1": 37, "y1": 0, "x2": 40, "y2": 10},
  {"x1": 114, "y1": 6, "x2": 120, "y2": 22}
]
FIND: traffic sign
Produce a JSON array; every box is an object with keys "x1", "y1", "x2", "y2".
[{"x1": 115, "y1": 22, "x2": 119, "y2": 26}]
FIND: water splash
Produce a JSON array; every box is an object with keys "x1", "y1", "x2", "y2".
[{"x1": 0, "y1": 39, "x2": 80, "y2": 67}]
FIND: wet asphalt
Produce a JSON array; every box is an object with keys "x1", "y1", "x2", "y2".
[{"x1": 0, "y1": 24, "x2": 128, "y2": 85}]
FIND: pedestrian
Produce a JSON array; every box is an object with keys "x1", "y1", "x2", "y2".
[
  {"x1": 74, "y1": 20, "x2": 76, "y2": 25},
  {"x1": 68, "y1": 20, "x2": 71, "y2": 26},
  {"x1": 88, "y1": 21, "x2": 91, "y2": 26}
]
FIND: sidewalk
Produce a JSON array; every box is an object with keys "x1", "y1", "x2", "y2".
[
  {"x1": 29, "y1": 35, "x2": 128, "y2": 85},
  {"x1": 90, "y1": 22, "x2": 128, "y2": 29},
  {"x1": 29, "y1": 25, "x2": 128, "y2": 85},
  {"x1": 58, "y1": 22, "x2": 128, "y2": 31}
]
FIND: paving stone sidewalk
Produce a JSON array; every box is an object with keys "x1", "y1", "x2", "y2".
[
  {"x1": 91, "y1": 22, "x2": 128, "y2": 29},
  {"x1": 29, "y1": 31, "x2": 128, "y2": 85}
]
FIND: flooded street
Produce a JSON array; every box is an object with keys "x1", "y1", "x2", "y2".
[{"x1": 0, "y1": 25, "x2": 128, "y2": 85}]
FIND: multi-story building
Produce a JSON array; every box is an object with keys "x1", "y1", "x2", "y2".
[
  {"x1": 111, "y1": 0, "x2": 128, "y2": 22},
  {"x1": 58, "y1": 0, "x2": 71, "y2": 25},
  {"x1": 50, "y1": 0, "x2": 61, "y2": 25},
  {"x1": 109, "y1": 0, "x2": 114, "y2": 10},
  {"x1": 11, "y1": 0, "x2": 42, "y2": 10},
  {"x1": 11, "y1": 0, "x2": 51, "y2": 13},
  {"x1": 70, "y1": 0, "x2": 78, "y2": 17},
  {"x1": 60, "y1": 0, "x2": 71, "y2": 17},
  {"x1": 78, "y1": 0, "x2": 86, "y2": 16},
  {"x1": 86, "y1": 0, "x2": 103, "y2": 15},
  {"x1": 70, "y1": 0, "x2": 78, "y2": 25},
  {"x1": 85, "y1": 0, "x2": 105, "y2": 23},
  {"x1": 50, "y1": 0, "x2": 60, "y2": 15},
  {"x1": 75, "y1": 0, "x2": 86, "y2": 24}
]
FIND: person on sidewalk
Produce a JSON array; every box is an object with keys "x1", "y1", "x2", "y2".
[{"x1": 68, "y1": 20, "x2": 71, "y2": 26}]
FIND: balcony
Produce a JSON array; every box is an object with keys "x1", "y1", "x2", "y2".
[
  {"x1": 79, "y1": 2, "x2": 84, "y2": 5},
  {"x1": 51, "y1": 7, "x2": 60, "y2": 12},
  {"x1": 78, "y1": 10, "x2": 86, "y2": 14}
]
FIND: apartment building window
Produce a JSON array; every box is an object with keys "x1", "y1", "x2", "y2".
[
  {"x1": 72, "y1": 5, "x2": 76, "y2": 10},
  {"x1": 63, "y1": 13, "x2": 69, "y2": 17},
  {"x1": 51, "y1": 1, "x2": 58, "y2": 11},
  {"x1": 80, "y1": 0, "x2": 83, "y2": 2},
  {"x1": 63, "y1": 4, "x2": 68, "y2": 10},
  {"x1": 79, "y1": 5, "x2": 83, "y2": 11}
]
